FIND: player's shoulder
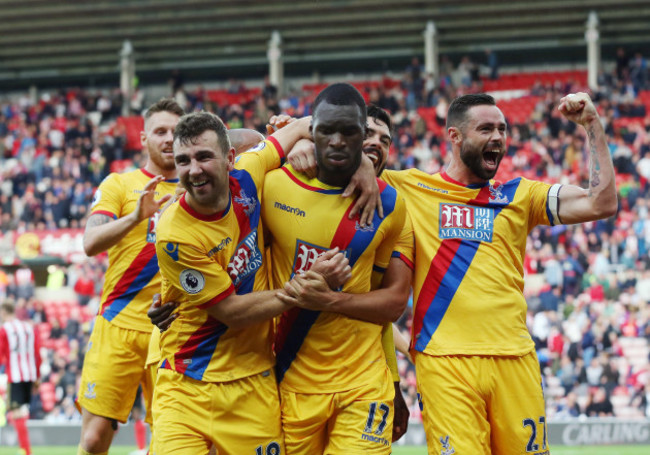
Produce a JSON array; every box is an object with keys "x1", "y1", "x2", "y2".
[
  {"x1": 100, "y1": 168, "x2": 146, "y2": 188},
  {"x1": 382, "y1": 167, "x2": 430, "y2": 186},
  {"x1": 499, "y1": 175, "x2": 549, "y2": 195},
  {"x1": 263, "y1": 164, "x2": 292, "y2": 184},
  {"x1": 158, "y1": 200, "x2": 184, "y2": 230}
]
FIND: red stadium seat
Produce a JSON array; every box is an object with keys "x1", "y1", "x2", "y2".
[
  {"x1": 39, "y1": 382, "x2": 56, "y2": 413},
  {"x1": 116, "y1": 116, "x2": 145, "y2": 151}
]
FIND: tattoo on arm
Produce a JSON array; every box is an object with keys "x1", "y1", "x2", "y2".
[
  {"x1": 587, "y1": 126, "x2": 601, "y2": 196},
  {"x1": 85, "y1": 214, "x2": 112, "y2": 230}
]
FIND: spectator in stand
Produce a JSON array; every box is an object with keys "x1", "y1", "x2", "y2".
[
  {"x1": 630, "y1": 379, "x2": 650, "y2": 417},
  {"x1": 629, "y1": 52, "x2": 648, "y2": 92},
  {"x1": 73, "y1": 266, "x2": 95, "y2": 306},
  {"x1": 0, "y1": 300, "x2": 42, "y2": 455},
  {"x1": 585, "y1": 387, "x2": 615, "y2": 417},
  {"x1": 556, "y1": 392, "x2": 581, "y2": 418},
  {"x1": 485, "y1": 49, "x2": 499, "y2": 80}
]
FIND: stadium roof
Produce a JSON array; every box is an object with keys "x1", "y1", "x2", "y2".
[{"x1": 1, "y1": 0, "x2": 650, "y2": 89}]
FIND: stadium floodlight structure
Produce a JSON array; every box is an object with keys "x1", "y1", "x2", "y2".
[
  {"x1": 268, "y1": 30, "x2": 283, "y2": 97},
  {"x1": 424, "y1": 21, "x2": 439, "y2": 85},
  {"x1": 119, "y1": 40, "x2": 135, "y2": 117},
  {"x1": 585, "y1": 11, "x2": 601, "y2": 91}
]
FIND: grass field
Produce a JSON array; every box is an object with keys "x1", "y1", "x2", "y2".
[{"x1": 0, "y1": 446, "x2": 644, "y2": 455}]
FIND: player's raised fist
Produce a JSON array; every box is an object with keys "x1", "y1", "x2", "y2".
[{"x1": 558, "y1": 92, "x2": 598, "y2": 126}]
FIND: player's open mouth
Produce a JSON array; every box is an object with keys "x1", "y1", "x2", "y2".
[
  {"x1": 363, "y1": 148, "x2": 381, "y2": 165},
  {"x1": 483, "y1": 150, "x2": 500, "y2": 168}
]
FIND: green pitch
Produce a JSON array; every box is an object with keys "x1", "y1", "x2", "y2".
[
  {"x1": 393, "y1": 448, "x2": 644, "y2": 455},
  {"x1": 393, "y1": 447, "x2": 643, "y2": 455},
  {"x1": 0, "y1": 446, "x2": 644, "y2": 455}
]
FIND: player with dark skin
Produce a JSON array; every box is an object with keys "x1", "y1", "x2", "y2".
[{"x1": 283, "y1": 104, "x2": 411, "y2": 443}]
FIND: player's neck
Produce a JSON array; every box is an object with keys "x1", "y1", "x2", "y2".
[
  {"x1": 185, "y1": 191, "x2": 230, "y2": 217},
  {"x1": 144, "y1": 161, "x2": 177, "y2": 180},
  {"x1": 317, "y1": 167, "x2": 357, "y2": 188},
  {"x1": 444, "y1": 160, "x2": 487, "y2": 187}
]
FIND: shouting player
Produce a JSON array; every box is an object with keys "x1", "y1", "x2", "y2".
[{"x1": 378, "y1": 92, "x2": 617, "y2": 455}]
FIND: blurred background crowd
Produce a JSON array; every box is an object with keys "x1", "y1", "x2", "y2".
[{"x1": 1, "y1": 48, "x2": 649, "y2": 424}]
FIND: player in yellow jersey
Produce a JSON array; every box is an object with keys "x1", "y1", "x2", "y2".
[
  {"x1": 76, "y1": 98, "x2": 185, "y2": 455},
  {"x1": 377, "y1": 92, "x2": 617, "y2": 455},
  {"x1": 286, "y1": 103, "x2": 414, "y2": 443},
  {"x1": 77, "y1": 98, "x2": 267, "y2": 455},
  {"x1": 264, "y1": 83, "x2": 411, "y2": 454},
  {"x1": 152, "y1": 111, "x2": 350, "y2": 454}
]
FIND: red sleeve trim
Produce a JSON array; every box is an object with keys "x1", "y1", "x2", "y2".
[
  {"x1": 393, "y1": 252, "x2": 414, "y2": 270},
  {"x1": 198, "y1": 283, "x2": 235, "y2": 309},
  {"x1": 266, "y1": 136, "x2": 286, "y2": 161},
  {"x1": 90, "y1": 210, "x2": 117, "y2": 220}
]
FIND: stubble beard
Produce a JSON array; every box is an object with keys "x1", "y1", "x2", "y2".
[{"x1": 459, "y1": 141, "x2": 501, "y2": 181}]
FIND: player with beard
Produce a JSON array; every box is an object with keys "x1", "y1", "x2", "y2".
[
  {"x1": 76, "y1": 98, "x2": 184, "y2": 455},
  {"x1": 152, "y1": 111, "x2": 350, "y2": 453},
  {"x1": 377, "y1": 92, "x2": 617, "y2": 454},
  {"x1": 76, "y1": 98, "x2": 267, "y2": 455}
]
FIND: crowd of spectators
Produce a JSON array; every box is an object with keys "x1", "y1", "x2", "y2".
[{"x1": 1, "y1": 49, "x2": 649, "y2": 423}]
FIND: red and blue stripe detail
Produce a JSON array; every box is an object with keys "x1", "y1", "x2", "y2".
[
  {"x1": 392, "y1": 250, "x2": 414, "y2": 270},
  {"x1": 100, "y1": 243, "x2": 159, "y2": 321},
  {"x1": 229, "y1": 169, "x2": 263, "y2": 295},
  {"x1": 172, "y1": 316, "x2": 228, "y2": 380},
  {"x1": 412, "y1": 178, "x2": 520, "y2": 352},
  {"x1": 275, "y1": 179, "x2": 398, "y2": 382}
]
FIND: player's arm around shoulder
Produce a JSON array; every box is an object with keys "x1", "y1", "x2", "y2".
[
  {"x1": 554, "y1": 93, "x2": 618, "y2": 225},
  {"x1": 236, "y1": 116, "x2": 312, "y2": 177}
]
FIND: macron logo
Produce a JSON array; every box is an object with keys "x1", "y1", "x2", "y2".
[
  {"x1": 274, "y1": 201, "x2": 306, "y2": 217},
  {"x1": 417, "y1": 182, "x2": 448, "y2": 193}
]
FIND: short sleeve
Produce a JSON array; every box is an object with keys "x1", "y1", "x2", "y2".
[
  {"x1": 392, "y1": 210, "x2": 414, "y2": 269},
  {"x1": 374, "y1": 195, "x2": 407, "y2": 272},
  {"x1": 526, "y1": 178, "x2": 555, "y2": 229},
  {"x1": 90, "y1": 173, "x2": 124, "y2": 219}
]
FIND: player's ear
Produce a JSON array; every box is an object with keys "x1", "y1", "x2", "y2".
[
  {"x1": 140, "y1": 130, "x2": 147, "y2": 148},
  {"x1": 448, "y1": 126, "x2": 462, "y2": 145},
  {"x1": 226, "y1": 147, "x2": 236, "y2": 171}
]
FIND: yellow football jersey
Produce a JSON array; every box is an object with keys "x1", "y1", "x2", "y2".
[
  {"x1": 263, "y1": 165, "x2": 407, "y2": 393},
  {"x1": 382, "y1": 169, "x2": 557, "y2": 357},
  {"x1": 90, "y1": 168, "x2": 179, "y2": 333},
  {"x1": 156, "y1": 138, "x2": 285, "y2": 382}
]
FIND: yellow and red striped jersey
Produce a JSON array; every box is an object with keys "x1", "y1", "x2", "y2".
[
  {"x1": 382, "y1": 169, "x2": 557, "y2": 357},
  {"x1": 263, "y1": 165, "x2": 407, "y2": 393},
  {"x1": 90, "y1": 168, "x2": 179, "y2": 333},
  {"x1": 157, "y1": 138, "x2": 285, "y2": 382}
]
